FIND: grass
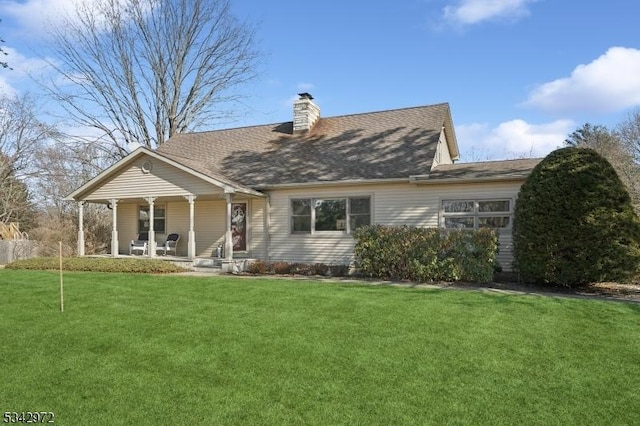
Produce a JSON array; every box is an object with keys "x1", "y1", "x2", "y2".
[{"x1": 1, "y1": 270, "x2": 639, "y2": 425}]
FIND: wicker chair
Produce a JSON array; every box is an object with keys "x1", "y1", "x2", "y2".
[
  {"x1": 156, "y1": 233, "x2": 180, "y2": 256},
  {"x1": 129, "y1": 232, "x2": 149, "y2": 255}
]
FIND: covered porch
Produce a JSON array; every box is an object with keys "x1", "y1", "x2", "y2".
[
  {"x1": 85, "y1": 252, "x2": 256, "y2": 273},
  {"x1": 66, "y1": 147, "x2": 267, "y2": 269}
]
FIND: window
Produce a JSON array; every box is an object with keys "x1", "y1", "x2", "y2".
[
  {"x1": 291, "y1": 196, "x2": 371, "y2": 234},
  {"x1": 291, "y1": 199, "x2": 311, "y2": 232},
  {"x1": 138, "y1": 205, "x2": 166, "y2": 233},
  {"x1": 315, "y1": 199, "x2": 346, "y2": 231},
  {"x1": 349, "y1": 197, "x2": 371, "y2": 230},
  {"x1": 442, "y1": 199, "x2": 511, "y2": 229}
]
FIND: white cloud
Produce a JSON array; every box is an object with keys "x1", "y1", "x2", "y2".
[
  {"x1": 0, "y1": 46, "x2": 52, "y2": 94},
  {"x1": 0, "y1": 0, "x2": 115, "y2": 39},
  {"x1": 0, "y1": 76, "x2": 17, "y2": 98},
  {"x1": 443, "y1": 0, "x2": 536, "y2": 25},
  {"x1": 0, "y1": 46, "x2": 51, "y2": 77},
  {"x1": 0, "y1": 0, "x2": 77, "y2": 37},
  {"x1": 456, "y1": 118, "x2": 573, "y2": 161},
  {"x1": 524, "y1": 47, "x2": 640, "y2": 114}
]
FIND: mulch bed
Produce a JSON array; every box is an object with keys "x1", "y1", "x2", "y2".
[{"x1": 439, "y1": 272, "x2": 640, "y2": 303}]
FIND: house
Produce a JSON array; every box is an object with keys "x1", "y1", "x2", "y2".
[{"x1": 66, "y1": 93, "x2": 541, "y2": 271}]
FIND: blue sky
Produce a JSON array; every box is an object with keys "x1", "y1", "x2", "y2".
[{"x1": 1, "y1": 0, "x2": 640, "y2": 161}]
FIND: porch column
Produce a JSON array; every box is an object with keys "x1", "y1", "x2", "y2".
[
  {"x1": 185, "y1": 195, "x2": 197, "y2": 259},
  {"x1": 145, "y1": 196, "x2": 157, "y2": 258},
  {"x1": 225, "y1": 193, "x2": 233, "y2": 260},
  {"x1": 110, "y1": 199, "x2": 119, "y2": 257},
  {"x1": 77, "y1": 201, "x2": 85, "y2": 256}
]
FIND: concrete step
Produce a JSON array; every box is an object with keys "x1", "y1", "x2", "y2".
[
  {"x1": 193, "y1": 258, "x2": 223, "y2": 268},
  {"x1": 190, "y1": 265, "x2": 223, "y2": 274}
]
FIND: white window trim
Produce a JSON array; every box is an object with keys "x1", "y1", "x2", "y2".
[
  {"x1": 138, "y1": 203, "x2": 167, "y2": 235},
  {"x1": 440, "y1": 198, "x2": 513, "y2": 229},
  {"x1": 290, "y1": 195, "x2": 372, "y2": 235}
]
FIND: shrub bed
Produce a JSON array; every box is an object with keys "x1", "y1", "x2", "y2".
[
  {"x1": 5, "y1": 257, "x2": 189, "y2": 274},
  {"x1": 353, "y1": 225, "x2": 498, "y2": 283},
  {"x1": 246, "y1": 260, "x2": 350, "y2": 277}
]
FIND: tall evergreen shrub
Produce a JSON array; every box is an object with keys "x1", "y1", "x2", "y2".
[{"x1": 513, "y1": 147, "x2": 640, "y2": 286}]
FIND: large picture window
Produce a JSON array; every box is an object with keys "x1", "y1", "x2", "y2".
[
  {"x1": 291, "y1": 196, "x2": 370, "y2": 234},
  {"x1": 442, "y1": 199, "x2": 511, "y2": 229},
  {"x1": 138, "y1": 205, "x2": 166, "y2": 234}
]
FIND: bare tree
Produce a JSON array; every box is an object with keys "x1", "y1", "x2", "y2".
[
  {"x1": 566, "y1": 123, "x2": 640, "y2": 212},
  {"x1": 0, "y1": 94, "x2": 58, "y2": 177},
  {"x1": 30, "y1": 142, "x2": 112, "y2": 255},
  {"x1": 44, "y1": 0, "x2": 260, "y2": 158},
  {"x1": 0, "y1": 94, "x2": 57, "y2": 229},
  {"x1": 618, "y1": 109, "x2": 640, "y2": 165},
  {"x1": 0, "y1": 161, "x2": 36, "y2": 229}
]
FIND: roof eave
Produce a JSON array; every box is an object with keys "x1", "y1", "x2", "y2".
[
  {"x1": 409, "y1": 175, "x2": 529, "y2": 185},
  {"x1": 254, "y1": 177, "x2": 411, "y2": 190}
]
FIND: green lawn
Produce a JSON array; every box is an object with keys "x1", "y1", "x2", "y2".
[{"x1": 1, "y1": 270, "x2": 639, "y2": 425}]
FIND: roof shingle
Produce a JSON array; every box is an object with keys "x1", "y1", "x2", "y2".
[
  {"x1": 424, "y1": 158, "x2": 542, "y2": 181},
  {"x1": 157, "y1": 103, "x2": 453, "y2": 187}
]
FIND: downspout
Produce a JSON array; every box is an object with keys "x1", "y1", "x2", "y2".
[{"x1": 265, "y1": 193, "x2": 271, "y2": 263}]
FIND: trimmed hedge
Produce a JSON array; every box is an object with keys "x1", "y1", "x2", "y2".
[
  {"x1": 5, "y1": 257, "x2": 189, "y2": 274},
  {"x1": 353, "y1": 225, "x2": 499, "y2": 283},
  {"x1": 513, "y1": 147, "x2": 640, "y2": 287}
]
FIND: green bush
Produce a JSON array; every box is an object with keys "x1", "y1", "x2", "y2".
[
  {"x1": 513, "y1": 147, "x2": 640, "y2": 287},
  {"x1": 5, "y1": 257, "x2": 189, "y2": 274},
  {"x1": 353, "y1": 225, "x2": 498, "y2": 283}
]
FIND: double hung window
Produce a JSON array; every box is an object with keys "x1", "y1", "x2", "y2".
[{"x1": 138, "y1": 205, "x2": 166, "y2": 234}]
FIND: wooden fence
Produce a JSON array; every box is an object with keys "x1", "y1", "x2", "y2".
[{"x1": 0, "y1": 222, "x2": 28, "y2": 241}]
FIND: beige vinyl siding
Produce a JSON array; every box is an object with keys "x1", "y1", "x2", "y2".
[
  {"x1": 116, "y1": 203, "x2": 138, "y2": 255},
  {"x1": 192, "y1": 199, "x2": 226, "y2": 257},
  {"x1": 88, "y1": 155, "x2": 224, "y2": 201},
  {"x1": 431, "y1": 131, "x2": 453, "y2": 169},
  {"x1": 164, "y1": 201, "x2": 189, "y2": 256},
  {"x1": 267, "y1": 180, "x2": 522, "y2": 269},
  {"x1": 250, "y1": 198, "x2": 268, "y2": 260}
]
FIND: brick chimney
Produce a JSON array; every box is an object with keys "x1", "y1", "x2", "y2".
[{"x1": 293, "y1": 93, "x2": 320, "y2": 133}]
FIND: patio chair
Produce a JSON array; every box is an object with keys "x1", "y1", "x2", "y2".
[
  {"x1": 129, "y1": 232, "x2": 149, "y2": 255},
  {"x1": 156, "y1": 233, "x2": 180, "y2": 256}
]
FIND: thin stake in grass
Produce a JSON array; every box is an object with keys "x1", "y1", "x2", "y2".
[{"x1": 59, "y1": 241, "x2": 64, "y2": 313}]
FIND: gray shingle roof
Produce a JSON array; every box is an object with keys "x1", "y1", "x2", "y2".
[
  {"x1": 424, "y1": 158, "x2": 542, "y2": 181},
  {"x1": 157, "y1": 103, "x2": 453, "y2": 187}
]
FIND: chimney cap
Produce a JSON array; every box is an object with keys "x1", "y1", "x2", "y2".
[{"x1": 298, "y1": 92, "x2": 314, "y2": 100}]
